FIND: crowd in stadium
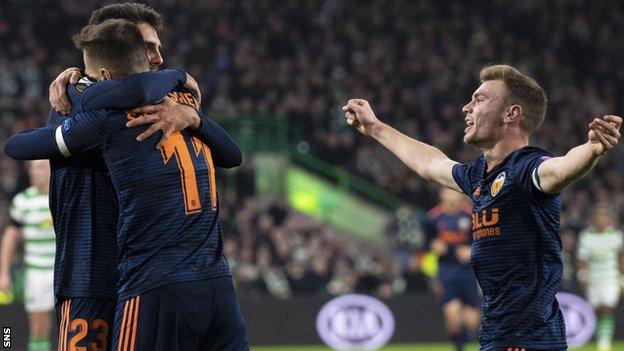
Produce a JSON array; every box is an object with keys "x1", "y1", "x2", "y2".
[{"x1": 1, "y1": 0, "x2": 623, "y2": 300}]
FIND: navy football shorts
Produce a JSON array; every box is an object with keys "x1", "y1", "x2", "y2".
[
  {"x1": 439, "y1": 272, "x2": 481, "y2": 307},
  {"x1": 56, "y1": 296, "x2": 116, "y2": 351},
  {"x1": 112, "y1": 275, "x2": 249, "y2": 351}
]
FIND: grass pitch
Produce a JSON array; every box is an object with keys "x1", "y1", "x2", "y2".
[{"x1": 253, "y1": 341, "x2": 624, "y2": 350}]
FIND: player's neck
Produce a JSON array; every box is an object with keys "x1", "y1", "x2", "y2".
[{"x1": 482, "y1": 136, "x2": 529, "y2": 172}]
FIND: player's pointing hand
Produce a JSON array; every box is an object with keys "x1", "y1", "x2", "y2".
[{"x1": 342, "y1": 99, "x2": 380, "y2": 136}]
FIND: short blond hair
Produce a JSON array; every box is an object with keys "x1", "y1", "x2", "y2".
[{"x1": 480, "y1": 64, "x2": 547, "y2": 134}]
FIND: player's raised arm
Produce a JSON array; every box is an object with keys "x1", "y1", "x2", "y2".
[
  {"x1": 77, "y1": 68, "x2": 190, "y2": 111},
  {"x1": 343, "y1": 99, "x2": 461, "y2": 192},
  {"x1": 536, "y1": 115, "x2": 622, "y2": 194}
]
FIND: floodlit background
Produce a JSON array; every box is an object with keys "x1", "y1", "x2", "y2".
[{"x1": 1, "y1": 1, "x2": 624, "y2": 350}]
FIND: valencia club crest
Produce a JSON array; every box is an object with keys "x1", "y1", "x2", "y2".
[{"x1": 491, "y1": 172, "x2": 506, "y2": 197}]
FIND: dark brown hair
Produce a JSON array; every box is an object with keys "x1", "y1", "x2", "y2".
[
  {"x1": 480, "y1": 64, "x2": 547, "y2": 134},
  {"x1": 72, "y1": 19, "x2": 148, "y2": 77},
  {"x1": 89, "y1": 2, "x2": 164, "y2": 37}
]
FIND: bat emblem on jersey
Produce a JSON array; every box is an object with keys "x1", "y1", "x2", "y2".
[{"x1": 491, "y1": 172, "x2": 506, "y2": 197}]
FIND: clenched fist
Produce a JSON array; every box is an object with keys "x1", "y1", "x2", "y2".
[{"x1": 342, "y1": 99, "x2": 381, "y2": 136}]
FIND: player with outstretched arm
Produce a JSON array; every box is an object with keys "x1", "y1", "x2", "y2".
[{"x1": 344, "y1": 64, "x2": 622, "y2": 351}]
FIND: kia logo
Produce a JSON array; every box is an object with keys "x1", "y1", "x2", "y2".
[
  {"x1": 556, "y1": 292, "x2": 596, "y2": 348},
  {"x1": 316, "y1": 294, "x2": 395, "y2": 350}
]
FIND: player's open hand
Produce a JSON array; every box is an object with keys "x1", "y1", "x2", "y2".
[
  {"x1": 342, "y1": 99, "x2": 380, "y2": 136},
  {"x1": 126, "y1": 96, "x2": 201, "y2": 148},
  {"x1": 588, "y1": 115, "x2": 622, "y2": 156},
  {"x1": 49, "y1": 67, "x2": 82, "y2": 115}
]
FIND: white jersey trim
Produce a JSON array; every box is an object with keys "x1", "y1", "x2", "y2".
[
  {"x1": 55, "y1": 125, "x2": 71, "y2": 157},
  {"x1": 531, "y1": 167, "x2": 544, "y2": 192}
]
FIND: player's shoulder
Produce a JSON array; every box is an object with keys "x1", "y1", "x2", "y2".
[
  {"x1": 67, "y1": 76, "x2": 97, "y2": 99},
  {"x1": 456, "y1": 154, "x2": 486, "y2": 178},
  {"x1": 75, "y1": 76, "x2": 96, "y2": 92},
  {"x1": 509, "y1": 146, "x2": 553, "y2": 165},
  {"x1": 68, "y1": 76, "x2": 96, "y2": 108}
]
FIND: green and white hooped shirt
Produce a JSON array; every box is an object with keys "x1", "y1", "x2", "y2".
[
  {"x1": 577, "y1": 226, "x2": 623, "y2": 285},
  {"x1": 10, "y1": 186, "x2": 55, "y2": 270}
]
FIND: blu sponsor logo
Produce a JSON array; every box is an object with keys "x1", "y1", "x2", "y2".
[{"x1": 316, "y1": 294, "x2": 395, "y2": 351}]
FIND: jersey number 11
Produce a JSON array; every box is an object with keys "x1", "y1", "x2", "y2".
[{"x1": 160, "y1": 132, "x2": 217, "y2": 214}]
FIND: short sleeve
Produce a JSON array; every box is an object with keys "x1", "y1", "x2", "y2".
[
  {"x1": 512, "y1": 148, "x2": 554, "y2": 198},
  {"x1": 452, "y1": 163, "x2": 475, "y2": 197}
]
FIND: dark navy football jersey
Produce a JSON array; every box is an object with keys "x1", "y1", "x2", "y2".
[
  {"x1": 427, "y1": 205, "x2": 473, "y2": 276},
  {"x1": 55, "y1": 81, "x2": 236, "y2": 301},
  {"x1": 452, "y1": 146, "x2": 566, "y2": 351},
  {"x1": 5, "y1": 70, "x2": 240, "y2": 301},
  {"x1": 5, "y1": 69, "x2": 198, "y2": 299},
  {"x1": 47, "y1": 109, "x2": 119, "y2": 300}
]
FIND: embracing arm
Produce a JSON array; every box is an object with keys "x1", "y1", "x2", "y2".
[
  {"x1": 4, "y1": 126, "x2": 61, "y2": 160},
  {"x1": 344, "y1": 99, "x2": 460, "y2": 191},
  {"x1": 5, "y1": 110, "x2": 108, "y2": 160},
  {"x1": 536, "y1": 115, "x2": 622, "y2": 194},
  {"x1": 193, "y1": 112, "x2": 242, "y2": 168},
  {"x1": 79, "y1": 68, "x2": 189, "y2": 111}
]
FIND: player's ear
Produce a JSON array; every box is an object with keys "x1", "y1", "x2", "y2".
[
  {"x1": 504, "y1": 104, "x2": 522, "y2": 123},
  {"x1": 100, "y1": 68, "x2": 113, "y2": 81}
]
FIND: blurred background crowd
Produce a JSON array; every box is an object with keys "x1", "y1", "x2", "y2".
[{"x1": 1, "y1": 0, "x2": 623, "y2": 300}]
